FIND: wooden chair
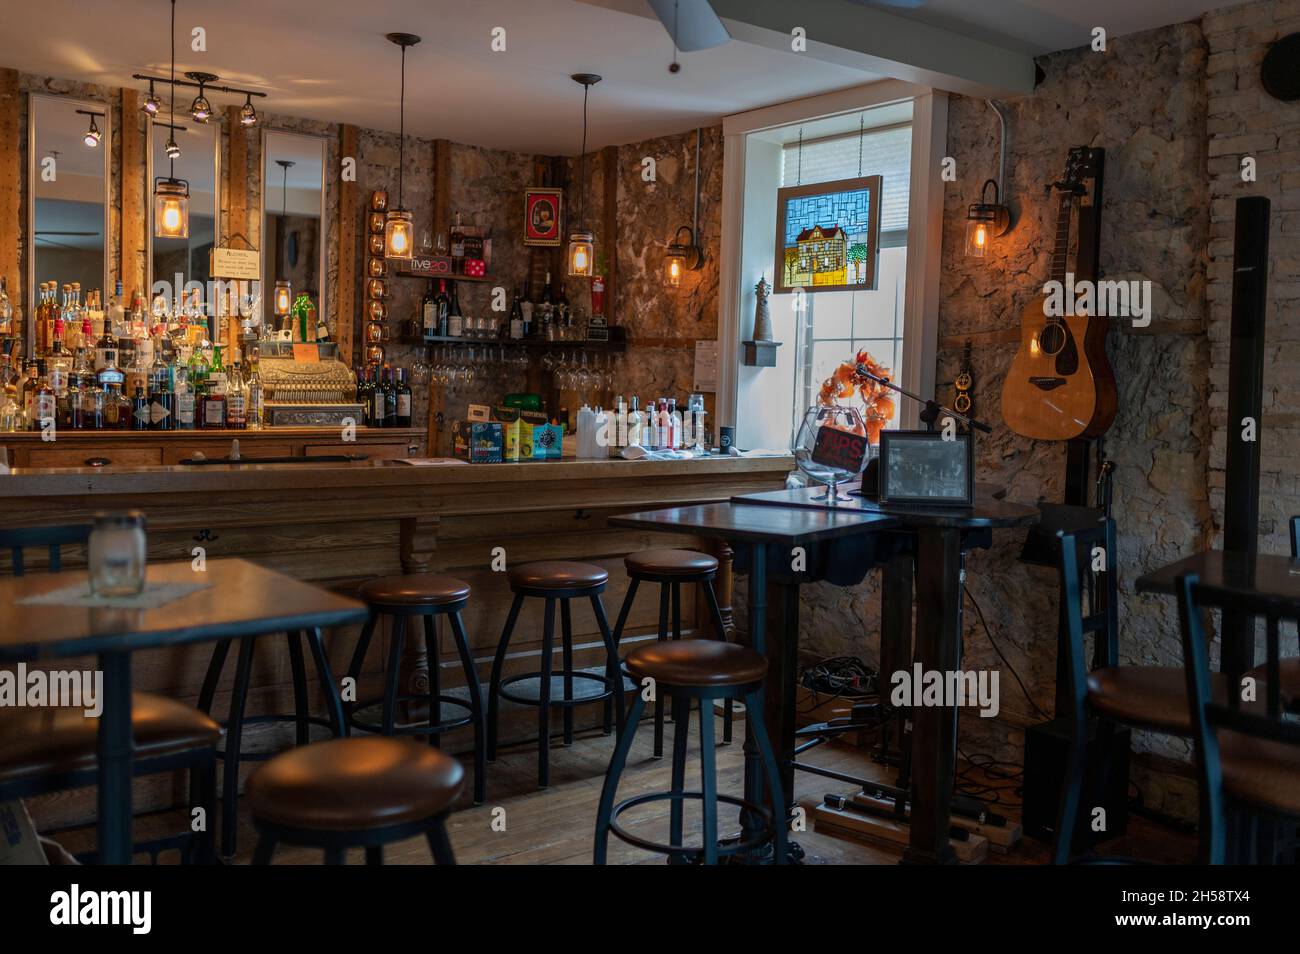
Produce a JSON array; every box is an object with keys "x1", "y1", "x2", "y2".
[
  {"x1": 0, "y1": 524, "x2": 219, "y2": 863},
  {"x1": 1175, "y1": 573, "x2": 1300, "y2": 863}
]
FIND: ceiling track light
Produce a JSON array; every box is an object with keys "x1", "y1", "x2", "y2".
[
  {"x1": 187, "y1": 71, "x2": 216, "y2": 123},
  {"x1": 239, "y1": 93, "x2": 258, "y2": 127},
  {"x1": 76, "y1": 109, "x2": 104, "y2": 148},
  {"x1": 141, "y1": 80, "x2": 161, "y2": 115}
]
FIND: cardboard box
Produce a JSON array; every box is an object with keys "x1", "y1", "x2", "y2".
[
  {"x1": 532, "y1": 422, "x2": 563, "y2": 459},
  {"x1": 453, "y1": 420, "x2": 504, "y2": 463},
  {"x1": 467, "y1": 403, "x2": 492, "y2": 423},
  {"x1": 503, "y1": 418, "x2": 535, "y2": 461},
  {"x1": 491, "y1": 405, "x2": 549, "y2": 427}
]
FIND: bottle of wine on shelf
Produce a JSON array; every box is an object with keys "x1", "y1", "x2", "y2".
[
  {"x1": 421, "y1": 280, "x2": 437, "y2": 340},
  {"x1": 395, "y1": 368, "x2": 412, "y2": 427},
  {"x1": 447, "y1": 282, "x2": 463, "y2": 338}
]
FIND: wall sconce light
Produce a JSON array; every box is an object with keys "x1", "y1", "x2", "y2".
[
  {"x1": 154, "y1": 176, "x2": 190, "y2": 238},
  {"x1": 239, "y1": 94, "x2": 258, "y2": 127},
  {"x1": 665, "y1": 226, "x2": 702, "y2": 288},
  {"x1": 77, "y1": 110, "x2": 103, "y2": 148},
  {"x1": 383, "y1": 33, "x2": 421, "y2": 263},
  {"x1": 964, "y1": 179, "x2": 1009, "y2": 258},
  {"x1": 142, "y1": 81, "x2": 160, "y2": 116},
  {"x1": 273, "y1": 281, "x2": 292, "y2": 317},
  {"x1": 567, "y1": 73, "x2": 601, "y2": 277}
]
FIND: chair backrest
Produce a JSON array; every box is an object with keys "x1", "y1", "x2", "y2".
[
  {"x1": 1291, "y1": 515, "x2": 1299, "y2": 558},
  {"x1": 1175, "y1": 572, "x2": 1300, "y2": 863},
  {"x1": 0, "y1": 525, "x2": 93, "y2": 576},
  {"x1": 1055, "y1": 518, "x2": 1120, "y2": 727}
]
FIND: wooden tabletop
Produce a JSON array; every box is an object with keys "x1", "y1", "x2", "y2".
[
  {"x1": 1136, "y1": 549, "x2": 1300, "y2": 610},
  {"x1": 609, "y1": 501, "x2": 897, "y2": 545},
  {"x1": 0, "y1": 558, "x2": 367, "y2": 661},
  {"x1": 733, "y1": 484, "x2": 1040, "y2": 530}
]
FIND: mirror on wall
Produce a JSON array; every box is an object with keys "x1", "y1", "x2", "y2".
[
  {"x1": 147, "y1": 117, "x2": 220, "y2": 310},
  {"x1": 262, "y1": 129, "x2": 326, "y2": 339},
  {"x1": 27, "y1": 93, "x2": 111, "y2": 351}
]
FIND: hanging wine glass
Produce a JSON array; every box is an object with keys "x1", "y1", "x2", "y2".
[{"x1": 792, "y1": 404, "x2": 869, "y2": 505}]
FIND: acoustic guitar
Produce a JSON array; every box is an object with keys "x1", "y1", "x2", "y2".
[{"x1": 1001, "y1": 147, "x2": 1117, "y2": 441}]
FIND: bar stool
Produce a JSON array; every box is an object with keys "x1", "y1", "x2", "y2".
[
  {"x1": 610, "y1": 548, "x2": 733, "y2": 757},
  {"x1": 247, "y1": 737, "x2": 462, "y2": 865},
  {"x1": 198, "y1": 629, "x2": 342, "y2": 858},
  {"x1": 593, "y1": 640, "x2": 787, "y2": 865},
  {"x1": 486, "y1": 561, "x2": 624, "y2": 788},
  {"x1": 343, "y1": 573, "x2": 486, "y2": 804}
]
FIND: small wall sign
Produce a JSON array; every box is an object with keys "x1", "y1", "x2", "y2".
[
  {"x1": 524, "y1": 187, "x2": 563, "y2": 247},
  {"x1": 210, "y1": 247, "x2": 261, "y2": 280}
]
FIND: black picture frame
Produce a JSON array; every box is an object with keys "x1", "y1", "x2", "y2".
[{"x1": 878, "y1": 430, "x2": 974, "y2": 507}]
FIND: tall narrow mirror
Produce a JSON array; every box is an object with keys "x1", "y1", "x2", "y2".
[
  {"x1": 147, "y1": 116, "x2": 220, "y2": 315},
  {"x1": 262, "y1": 130, "x2": 326, "y2": 340},
  {"x1": 27, "y1": 93, "x2": 111, "y2": 355}
]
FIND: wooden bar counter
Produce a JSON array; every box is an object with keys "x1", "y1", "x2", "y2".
[{"x1": 0, "y1": 445, "x2": 792, "y2": 826}]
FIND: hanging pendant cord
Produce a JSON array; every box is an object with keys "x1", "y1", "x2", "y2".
[
  {"x1": 168, "y1": 0, "x2": 176, "y2": 178},
  {"x1": 580, "y1": 81, "x2": 589, "y2": 223},
  {"x1": 857, "y1": 114, "x2": 864, "y2": 177},
  {"x1": 796, "y1": 128, "x2": 803, "y2": 186},
  {"x1": 397, "y1": 44, "x2": 406, "y2": 207}
]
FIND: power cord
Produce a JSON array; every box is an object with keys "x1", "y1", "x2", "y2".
[{"x1": 964, "y1": 583, "x2": 1052, "y2": 722}]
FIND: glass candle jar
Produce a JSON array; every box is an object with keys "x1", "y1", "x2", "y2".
[{"x1": 88, "y1": 511, "x2": 147, "y2": 597}]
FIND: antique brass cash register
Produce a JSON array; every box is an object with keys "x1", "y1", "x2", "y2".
[{"x1": 254, "y1": 340, "x2": 364, "y2": 427}]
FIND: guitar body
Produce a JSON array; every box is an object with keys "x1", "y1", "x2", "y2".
[{"x1": 1001, "y1": 295, "x2": 1117, "y2": 441}]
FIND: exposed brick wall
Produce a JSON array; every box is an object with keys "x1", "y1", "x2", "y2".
[{"x1": 1203, "y1": 0, "x2": 1300, "y2": 550}]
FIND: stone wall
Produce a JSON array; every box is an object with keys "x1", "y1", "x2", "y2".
[
  {"x1": 796, "y1": 20, "x2": 1218, "y2": 817},
  {"x1": 1203, "y1": 0, "x2": 1300, "y2": 550}
]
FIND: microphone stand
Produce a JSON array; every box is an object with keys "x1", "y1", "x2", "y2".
[{"x1": 854, "y1": 364, "x2": 993, "y2": 434}]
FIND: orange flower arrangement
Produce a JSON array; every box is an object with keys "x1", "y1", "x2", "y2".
[{"x1": 817, "y1": 348, "x2": 895, "y2": 443}]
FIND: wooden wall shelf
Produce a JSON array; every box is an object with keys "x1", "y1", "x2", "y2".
[{"x1": 400, "y1": 335, "x2": 626, "y2": 352}]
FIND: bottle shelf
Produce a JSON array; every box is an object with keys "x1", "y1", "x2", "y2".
[{"x1": 396, "y1": 335, "x2": 626, "y2": 353}]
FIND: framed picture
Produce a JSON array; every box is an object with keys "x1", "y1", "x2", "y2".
[
  {"x1": 774, "y1": 175, "x2": 882, "y2": 294},
  {"x1": 524, "y1": 187, "x2": 563, "y2": 247},
  {"x1": 878, "y1": 430, "x2": 974, "y2": 507}
]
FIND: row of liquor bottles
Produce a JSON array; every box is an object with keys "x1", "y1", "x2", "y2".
[
  {"x1": 608, "y1": 395, "x2": 708, "y2": 451},
  {"x1": 404, "y1": 273, "x2": 582, "y2": 342},
  {"x1": 0, "y1": 343, "x2": 262, "y2": 433}
]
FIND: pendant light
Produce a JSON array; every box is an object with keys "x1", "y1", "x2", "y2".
[
  {"x1": 383, "y1": 32, "x2": 420, "y2": 263},
  {"x1": 273, "y1": 160, "x2": 295, "y2": 316},
  {"x1": 154, "y1": 0, "x2": 189, "y2": 239},
  {"x1": 567, "y1": 73, "x2": 601, "y2": 277}
]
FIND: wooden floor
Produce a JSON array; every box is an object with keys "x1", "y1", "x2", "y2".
[{"x1": 50, "y1": 705, "x2": 1196, "y2": 865}]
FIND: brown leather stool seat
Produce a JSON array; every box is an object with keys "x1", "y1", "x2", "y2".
[
  {"x1": 624, "y1": 548, "x2": 718, "y2": 578},
  {"x1": 1085, "y1": 666, "x2": 1243, "y2": 735},
  {"x1": 0, "y1": 692, "x2": 220, "y2": 784},
  {"x1": 625, "y1": 640, "x2": 767, "y2": 688},
  {"x1": 507, "y1": 561, "x2": 609, "y2": 591},
  {"x1": 1245, "y1": 657, "x2": 1300, "y2": 711},
  {"x1": 359, "y1": 573, "x2": 470, "y2": 609},
  {"x1": 1220, "y1": 729, "x2": 1300, "y2": 817},
  {"x1": 247, "y1": 737, "x2": 464, "y2": 832}
]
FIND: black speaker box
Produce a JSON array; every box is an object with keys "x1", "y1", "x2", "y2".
[{"x1": 1022, "y1": 717, "x2": 1130, "y2": 851}]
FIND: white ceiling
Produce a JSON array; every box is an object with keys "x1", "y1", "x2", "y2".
[
  {"x1": 0, "y1": 0, "x2": 1233, "y2": 155},
  {"x1": 850, "y1": 0, "x2": 1234, "y2": 55}
]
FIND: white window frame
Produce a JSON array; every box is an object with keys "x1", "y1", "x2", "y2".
[{"x1": 717, "y1": 80, "x2": 947, "y2": 433}]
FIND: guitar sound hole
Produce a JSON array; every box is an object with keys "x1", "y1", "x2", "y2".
[{"x1": 1039, "y1": 323, "x2": 1067, "y2": 356}]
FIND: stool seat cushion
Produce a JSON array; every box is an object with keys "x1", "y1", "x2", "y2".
[
  {"x1": 625, "y1": 548, "x2": 718, "y2": 577},
  {"x1": 625, "y1": 640, "x2": 766, "y2": 688},
  {"x1": 0, "y1": 693, "x2": 220, "y2": 784},
  {"x1": 1244, "y1": 656, "x2": 1300, "y2": 711},
  {"x1": 1220, "y1": 729, "x2": 1300, "y2": 817},
  {"x1": 508, "y1": 561, "x2": 608, "y2": 590},
  {"x1": 246, "y1": 737, "x2": 464, "y2": 832},
  {"x1": 1086, "y1": 666, "x2": 1235, "y2": 735},
  {"x1": 360, "y1": 573, "x2": 471, "y2": 607}
]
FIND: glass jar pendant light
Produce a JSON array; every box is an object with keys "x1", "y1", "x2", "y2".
[
  {"x1": 567, "y1": 73, "x2": 601, "y2": 277},
  {"x1": 383, "y1": 33, "x2": 421, "y2": 263},
  {"x1": 153, "y1": 0, "x2": 189, "y2": 238}
]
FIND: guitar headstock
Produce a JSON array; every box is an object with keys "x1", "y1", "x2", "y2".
[{"x1": 1055, "y1": 146, "x2": 1096, "y2": 195}]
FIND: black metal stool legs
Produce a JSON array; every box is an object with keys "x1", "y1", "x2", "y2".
[
  {"x1": 424, "y1": 616, "x2": 443, "y2": 747},
  {"x1": 382, "y1": 616, "x2": 407, "y2": 735},
  {"x1": 654, "y1": 584, "x2": 670, "y2": 757},
  {"x1": 446, "y1": 612, "x2": 487, "y2": 803},
  {"x1": 537, "y1": 597, "x2": 556, "y2": 788},
  {"x1": 593, "y1": 693, "x2": 648, "y2": 864},
  {"x1": 590, "y1": 594, "x2": 625, "y2": 736},
  {"x1": 560, "y1": 599, "x2": 575, "y2": 746},
  {"x1": 745, "y1": 688, "x2": 788, "y2": 865},
  {"x1": 343, "y1": 614, "x2": 377, "y2": 735},
  {"x1": 486, "y1": 594, "x2": 524, "y2": 761},
  {"x1": 669, "y1": 693, "x2": 692, "y2": 863},
  {"x1": 219, "y1": 637, "x2": 256, "y2": 859},
  {"x1": 426, "y1": 818, "x2": 457, "y2": 865},
  {"x1": 251, "y1": 833, "x2": 276, "y2": 865},
  {"x1": 286, "y1": 631, "x2": 310, "y2": 745},
  {"x1": 702, "y1": 582, "x2": 735, "y2": 744},
  {"x1": 699, "y1": 691, "x2": 719, "y2": 864}
]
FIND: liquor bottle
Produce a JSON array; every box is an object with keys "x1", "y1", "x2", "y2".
[
  {"x1": 200, "y1": 377, "x2": 226, "y2": 429},
  {"x1": 68, "y1": 347, "x2": 95, "y2": 429},
  {"x1": 33, "y1": 362, "x2": 57, "y2": 431},
  {"x1": 79, "y1": 376, "x2": 104, "y2": 431},
  {"x1": 372, "y1": 367, "x2": 390, "y2": 428},
  {"x1": 435, "y1": 281, "x2": 450, "y2": 337},
  {"x1": 124, "y1": 345, "x2": 148, "y2": 401},
  {"x1": 106, "y1": 280, "x2": 125, "y2": 337},
  {"x1": 395, "y1": 368, "x2": 412, "y2": 427},
  {"x1": 627, "y1": 396, "x2": 643, "y2": 448},
  {"x1": 509, "y1": 289, "x2": 524, "y2": 340},
  {"x1": 148, "y1": 349, "x2": 173, "y2": 431},
  {"x1": 131, "y1": 384, "x2": 150, "y2": 430},
  {"x1": 667, "y1": 398, "x2": 680, "y2": 449},
  {"x1": 226, "y1": 363, "x2": 247, "y2": 429},
  {"x1": 556, "y1": 283, "x2": 571, "y2": 335},
  {"x1": 0, "y1": 277, "x2": 12, "y2": 337},
  {"x1": 113, "y1": 381, "x2": 132, "y2": 430},
  {"x1": 246, "y1": 351, "x2": 263, "y2": 430},
  {"x1": 383, "y1": 367, "x2": 398, "y2": 427},
  {"x1": 447, "y1": 282, "x2": 463, "y2": 338},
  {"x1": 656, "y1": 398, "x2": 670, "y2": 450},
  {"x1": 539, "y1": 274, "x2": 554, "y2": 341},
  {"x1": 422, "y1": 280, "x2": 438, "y2": 340},
  {"x1": 94, "y1": 311, "x2": 118, "y2": 373},
  {"x1": 450, "y1": 211, "x2": 465, "y2": 273},
  {"x1": 356, "y1": 366, "x2": 373, "y2": 427},
  {"x1": 174, "y1": 361, "x2": 196, "y2": 430}
]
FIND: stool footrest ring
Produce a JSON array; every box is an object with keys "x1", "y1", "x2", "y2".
[
  {"x1": 498, "y1": 671, "x2": 617, "y2": 708},
  {"x1": 347, "y1": 693, "x2": 476, "y2": 735},
  {"x1": 607, "y1": 791, "x2": 775, "y2": 860}
]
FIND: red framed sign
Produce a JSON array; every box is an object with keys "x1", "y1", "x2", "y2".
[{"x1": 524, "y1": 187, "x2": 563, "y2": 247}]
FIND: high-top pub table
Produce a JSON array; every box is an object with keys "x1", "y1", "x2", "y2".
[
  {"x1": 0, "y1": 559, "x2": 367, "y2": 864},
  {"x1": 611, "y1": 484, "x2": 1038, "y2": 864}
]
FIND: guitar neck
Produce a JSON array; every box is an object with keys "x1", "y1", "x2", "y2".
[{"x1": 1049, "y1": 190, "x2": 1074, "y2": 285}]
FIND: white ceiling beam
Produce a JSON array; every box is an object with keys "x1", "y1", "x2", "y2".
[{"x1": 707, "y1": 0, "x2": 1037, "y2": 97}]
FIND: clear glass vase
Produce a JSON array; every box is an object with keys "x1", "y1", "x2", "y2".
[{"x1": 792, "y1": 405, "x2": 869, "y2": 505}]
